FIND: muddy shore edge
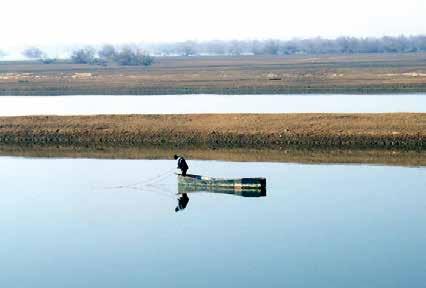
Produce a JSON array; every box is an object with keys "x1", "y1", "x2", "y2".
[
  {"x1": 0, "y1": 114, "x2": 424, "y2": 150},
  {"x1": 1, "y1": 145, "x2": 425, "y2": 167}
]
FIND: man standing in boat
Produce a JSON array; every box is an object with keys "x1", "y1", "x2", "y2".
[{"x1": 174, "y1": 154, "x2": 189, "y2": 176}]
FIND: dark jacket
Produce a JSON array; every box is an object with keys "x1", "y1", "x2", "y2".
[{"x1": 177, "y1": 157, "x2": 189, "y2": 171}]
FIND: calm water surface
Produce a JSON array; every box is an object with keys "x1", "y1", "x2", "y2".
[
  {"x1": 0, "y1": 94, "x2": 425, "y2": 115},
  {"x1": 0, "y1": 157, "x2": 425, "y2": 287}
]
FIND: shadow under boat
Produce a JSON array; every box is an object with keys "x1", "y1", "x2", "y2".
[{"x1": 177, "y1": 174, "x2": 267, "y2": 198}]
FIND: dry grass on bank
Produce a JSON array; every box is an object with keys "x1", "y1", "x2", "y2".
[{"x1": 0, "y1": 114, "x2": 424, "y2": 149}]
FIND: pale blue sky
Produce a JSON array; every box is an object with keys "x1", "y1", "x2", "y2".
[{"x1": 2, "y1": 0, "x2": 426, "y2": 47}]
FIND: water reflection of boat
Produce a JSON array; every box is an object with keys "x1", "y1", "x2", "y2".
[{"x1": 177, "y1": 174, "x2": 266, "y2": 197}]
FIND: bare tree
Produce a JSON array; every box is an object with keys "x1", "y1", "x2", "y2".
[
  {"x1": 251, "y1": 40, "x2": 264, "y2": 55},
  {"x1": 263, "y1": 40, "x2": 280, "y2": 55},
  {"x1": 203, "y1": 40, "x2": 226, "y2": 55},
  {"x1": 228, "y1": 40, "x2": 243, "y2": 56},
  {"x1": 113, "y1": 47, "x2": 153, "y2": 66},
  {"x1": 98, "y1": 44, "x2": 116, "y2": 60},
  {"x1": 22, "y1": 47, "x2": 45, "y2": 59},
  {"x1": 178, "y1": 41, "x2": 197, "y2": 56},
  {"x1": 71, "y1": 47, "x2": 96, "y2": 64}
]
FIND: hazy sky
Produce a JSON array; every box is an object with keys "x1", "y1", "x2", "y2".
[{"x1": 2, "y1": 0, "x2": 426, "y2": 47}]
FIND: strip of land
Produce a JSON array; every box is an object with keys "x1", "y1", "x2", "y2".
[
  {"x1": 0, "y1": 114, "x2": 424, "y2": 150},
  {"x1": 0, "y1": 145, "x2": 425, "y2": 167},
  {"x1": 1, "y1": 53, "x2": 426, "y2": 95}
]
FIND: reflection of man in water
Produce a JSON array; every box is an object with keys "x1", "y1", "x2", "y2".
[
  {"x1": 174, "y1": 154, "x2": 189, "y2": 176},
  {"x1": 175, "y1": 193, "x2": 189, "y2": 212}
]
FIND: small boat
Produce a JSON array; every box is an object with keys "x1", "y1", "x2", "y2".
[
  {"x1": 178, "y1": 184, "x2": 266, "y2": 197},
  {"x1": 177, "y1": 174, "x2": 266, "y2": 197}
]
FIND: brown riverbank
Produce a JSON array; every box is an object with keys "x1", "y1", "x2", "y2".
[
  {"x1": 1, "y1": 53, "x2": 426, "y2": 95},
  {"x1": 1, "y1": 144, "x2": 425, "y2": 167},
  {"x1": 0, "y1": 114, "x2": 424, "y2": 149}
]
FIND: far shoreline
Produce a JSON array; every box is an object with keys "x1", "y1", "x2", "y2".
[
  {"x1": 1, "y1": 144, "x2": 425, "y2": 167},
  {"x1": 1, "y1": 87, "x2": 426, "y2": 96},
  {"x1": 1, "y1": 53, "x2": 426, "y2": 95}
]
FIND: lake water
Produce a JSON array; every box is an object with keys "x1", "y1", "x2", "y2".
[
  {"x1": 0, "y1": 157, "x2": 425, "y2": 287},
  {"x1": 0, "y1": 94, "x2": 425, "y2": 116}
]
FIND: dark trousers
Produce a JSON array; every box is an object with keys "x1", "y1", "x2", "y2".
[{"x1": 181, "y1": 168, "x2": 188, "y2": 176}]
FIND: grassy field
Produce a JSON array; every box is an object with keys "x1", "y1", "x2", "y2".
[
  {"x1": 1, "y1": 53, "x2": 426, "y2": 95},
  {"x1": 0, "y1": 114, "x2": 424, "y2": 149}
]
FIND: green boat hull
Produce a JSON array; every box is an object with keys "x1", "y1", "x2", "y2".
[{"x1": 177, "y1": 174, "x2": 266, "y2": 197}]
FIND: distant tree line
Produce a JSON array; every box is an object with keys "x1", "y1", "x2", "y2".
[
  {"x1": 13, "y1": 45, "x2": 154, "y2": 66},
  {"x1": 148, "y1": 35, "x2": 426, "y2": 56},
  {"x1": 6, "y1": 35, "x2": 426, "y2": 63},
  {"x1": 70, "y1": 45, "x2": 154, "y2": 66},
  {"x1": 22, "y1": 47, "x2": 46, "y2": 59}
]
